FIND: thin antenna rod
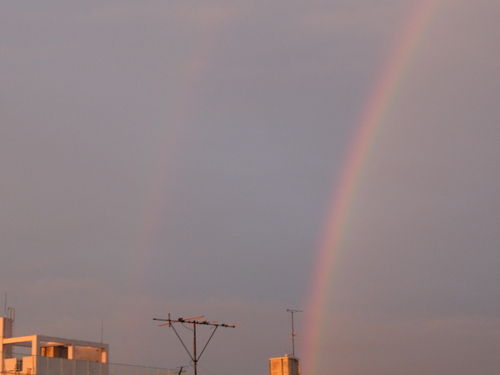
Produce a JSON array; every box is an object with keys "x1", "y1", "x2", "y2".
[{"x1": 287, "y1": 309, "x2": 302, "y2": 358}]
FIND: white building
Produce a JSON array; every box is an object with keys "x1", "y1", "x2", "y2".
[
  {"x1": 1, "y1": 314, "x2": 108, "y2": 375},
  {"x1": 1, "y1": 310, "x2": 187, "y2": 375}
]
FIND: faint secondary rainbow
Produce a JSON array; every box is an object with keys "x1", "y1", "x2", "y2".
[
  {"x1": 129, "y1": 7, "x2": 232, "y2": 294},
  {"x1": 303, "y1": 0, "x2": 443, "y2": 373}
]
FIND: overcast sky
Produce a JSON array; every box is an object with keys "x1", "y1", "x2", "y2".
[{"x1": 2, "y1": 1, "x2": 500, "y2": 375}]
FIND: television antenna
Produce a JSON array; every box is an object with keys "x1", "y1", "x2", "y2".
[
  {"x1": 153, "y1": 314, "x2": 242, "y2": 375},
  {"x1": 287, "y1": 309, "x2": 302, "y2": 358}
]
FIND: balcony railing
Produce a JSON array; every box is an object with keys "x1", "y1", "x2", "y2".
[{"x1": 1, "y1": 354, "x2": 185, "y2": 375}]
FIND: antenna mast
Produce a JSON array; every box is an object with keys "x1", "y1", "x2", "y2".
[
  {"x1": 154, "y1": 314, "x2": 241, "y2": 375},
  {"x1": 286, "y1": 309, "x2": 302, "y2": 358}
]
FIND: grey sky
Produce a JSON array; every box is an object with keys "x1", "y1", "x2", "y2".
[{"x1": 1, "y1": 1, "x2": 500, "y2": 375}]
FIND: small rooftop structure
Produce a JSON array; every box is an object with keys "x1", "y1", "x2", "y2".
[{"x1": 269, "y1": 354, "x2": 300, "y2": 375}]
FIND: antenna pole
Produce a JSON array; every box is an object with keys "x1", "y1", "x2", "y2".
[
  {"x1": 154, "y1": 315, "x2": 241, "y2": 375},
  {"x1": 193, "y1": 323, "x2": 197, "y2": 375},
  {"x1": 287, "y1": 309, "x2": 302, "y2": 358}
]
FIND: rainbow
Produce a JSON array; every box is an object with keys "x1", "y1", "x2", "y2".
[{"x1": 303, "y1": 0, "x2": 443, "y2": 373}]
